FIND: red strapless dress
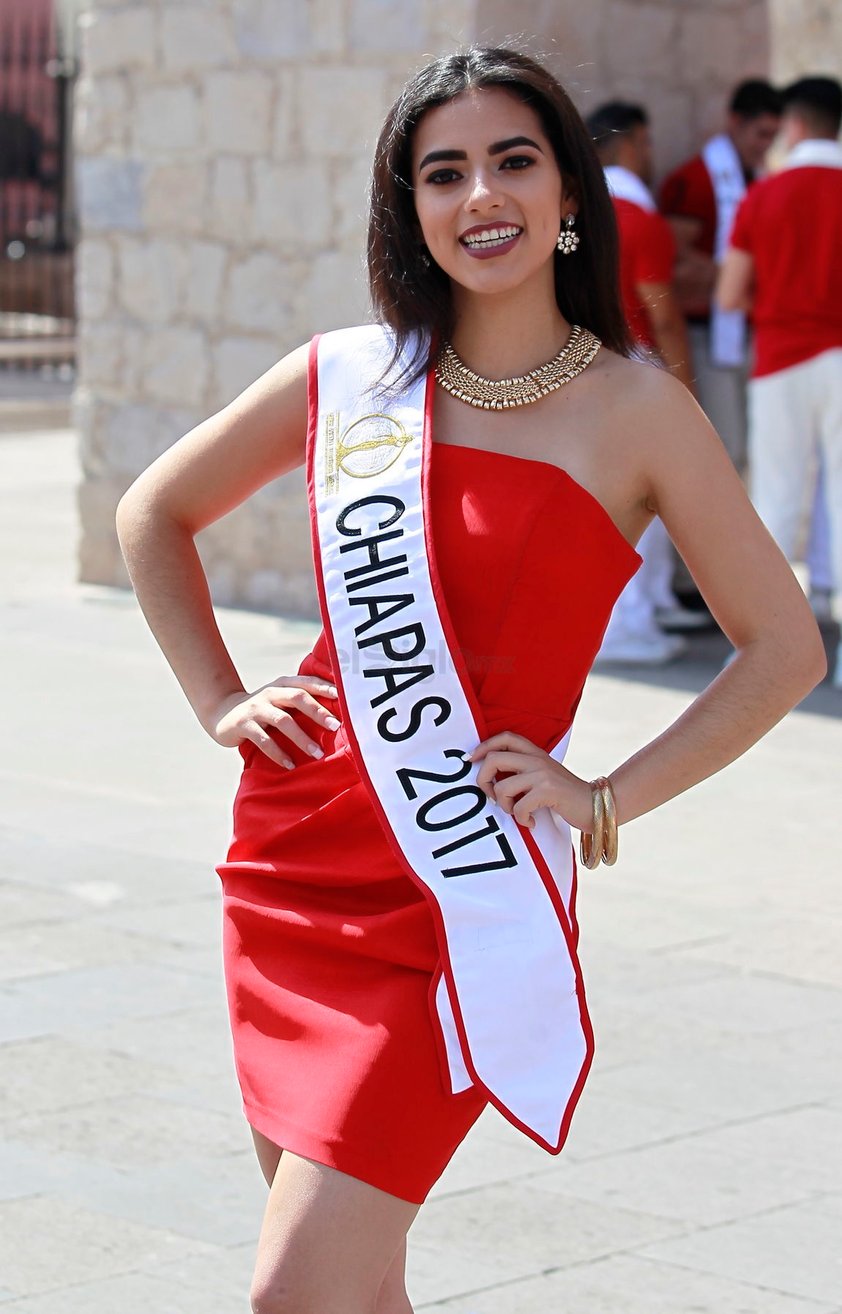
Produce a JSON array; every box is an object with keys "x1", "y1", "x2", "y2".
[{"x1": 217, "y1": 443, "x2": 641, "y2": 1203}]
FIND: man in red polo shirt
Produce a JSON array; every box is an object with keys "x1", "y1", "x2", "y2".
[
  {"x1": 660, "y1": 81, "x2": 781, "y2": 471},
  {"x1": 587, "y1": 101, "x2": 699, "y2": 664},
  {"x1": 718, "y1": 77, "x2": 842, "y2": 688}
]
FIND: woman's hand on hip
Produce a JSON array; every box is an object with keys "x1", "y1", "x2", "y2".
[
  {"x1": 467, "y1": 732, "x2": 593, "y2": 833},
  {"x1": 209, "y1": 675, "x2": 340, "y2": 769}
]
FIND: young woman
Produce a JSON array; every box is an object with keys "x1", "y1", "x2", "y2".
[{"x1": 116, "y1": 47, "x2": 825, "y2": 1314}]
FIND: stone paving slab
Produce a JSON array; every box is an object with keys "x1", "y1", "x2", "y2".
[
  {"x1": 638, "y1": 1193, "x2": 842, "y2": 1307},
  {"x1": 0, "y1": 1196, "x2": 216, "y2": 1300},
  {"x1": 415, "y1": 1253, "x2": 841, "y2": 1313},
  {"x1": 2, "y1": 425, "x2": 841, "y2": 1312}
]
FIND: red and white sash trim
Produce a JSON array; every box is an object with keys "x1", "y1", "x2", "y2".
[{"x1": 306, "y1": 325, "x2": 593, "y2": 1153}]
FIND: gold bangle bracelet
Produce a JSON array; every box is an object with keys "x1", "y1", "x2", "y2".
[
  {"x1": 595, "y1": 775, "x2": 618, "y2": 866},
  {"x1": 579, "y1": 780, "x2": 605, "y2": 870}
]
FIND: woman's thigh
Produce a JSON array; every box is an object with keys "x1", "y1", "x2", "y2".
[{"x1": 250, "y1": 1144, "x2": 419, "y2": 1314}]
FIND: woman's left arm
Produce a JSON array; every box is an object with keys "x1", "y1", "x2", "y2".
[{"x1": 607, "y1": 371, "x2": 826, "y2": 826}]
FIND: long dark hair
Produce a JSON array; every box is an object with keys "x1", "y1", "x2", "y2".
[{"x1": 367, "y1": 46, "x2": 634, "y2": 381}]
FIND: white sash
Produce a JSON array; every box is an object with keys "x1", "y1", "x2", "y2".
[
  {"x1": 307, "y1": 325, "x2": 593, "y2": 1153},
  {"x1": 703, "y1": 133, "x2": 748, "y2": 367}
]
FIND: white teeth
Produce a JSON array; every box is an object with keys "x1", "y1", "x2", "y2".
[{"x1": 462, "y1": 225, "x2": 521, "y2": 248}]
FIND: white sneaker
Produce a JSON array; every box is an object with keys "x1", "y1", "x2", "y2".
[
  {"x1": 596, "y1": 630, "x2": 687, "y2": 666},
  {"x1": 655, "y1": 603, "x2": 712, "y2": 632}
]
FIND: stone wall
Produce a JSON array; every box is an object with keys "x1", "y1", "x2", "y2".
[
  {"x1": 74, "y1": 0, "x2": 475, "y2": 615},
  {"x1": 767, "y1": 0, "x2": 842, "y2": 84},
  {"x1": 75, "y1": 0, "x2": 839, "y2": 618},
  {"x1": 475, "y1": 0, "x2": 770, "y2": 178}
]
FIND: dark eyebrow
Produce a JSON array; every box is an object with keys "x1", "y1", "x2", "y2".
[
  {"x1": 488, "y1": 136, "x2": 544, "y2": 156},
  {"x1": 417, "y1": 135, "x2": 544, "y2": 173}
]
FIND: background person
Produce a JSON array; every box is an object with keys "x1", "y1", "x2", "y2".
[
  {"x1": 718, "y1": 75, "x2": 842, "y2": 689},
  {"x1": 660, "y1": 80, "x2": 781, "y2": 472},
  {"x1": 588, "y1": 100, "x2": 704, "y2": 665}
]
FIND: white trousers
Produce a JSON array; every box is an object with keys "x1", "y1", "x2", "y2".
[
  {"x1": 688, "y1": 323, "x2": 749, "y2": 472},
  {"x1": 807, "y1": 462, "x2": 832, "y2": 592},
  {"x1": 748, "y1": 348, "x2": 842, "y2": 597}
]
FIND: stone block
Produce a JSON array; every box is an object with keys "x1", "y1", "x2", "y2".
[
  {"x1": 76, "y1": 390, "x2": 114, "y2": 477},
  {"x1": 226, "y1": 252, "x2": 288, "y2": 333},
  {"x1": 603, "y1": 2, "x2": 679, "y2": 83},
  {"x1": 232, "y1": 0, "x2": 346, "y2": 61},
  {"x1": 105, "y1": 402, "x2": 200, "y2": 475},
  {"x1": 209, "y1": 156, "x2": 251, "y2": 242},
  {"x1": 643, "y1": 87, "x2": 695, "y2": 178},
  {"x1": 78, "y1": 7, "x2": 157, "y2": 76},
  {"x1": 310, "y1": 0, "x2": 347, "y2": 56},
  {"x1": 161, "y1": 6, "x2": 236, "y2": 70},
  {"x1": 134, "y1": 84, "x2": 201, "y2": 155},
  {"x1": 210, "y1": 334, "x2": 283, "y2": 409},
  {"x1": 294, "y1": 249, "x2": 368, "y2": 338},
  {"x1": 769, "y1": 0, "x2": 842, "y2": 81},
  {"x1": 333, "y1": 154, "x2": 372, "y2": 251},
  {"x1": 76, "y1": 157, "x2": 144, "y2": 233},
  {"x1": 78, "y1": 321, "x2": 123, "y2": 390},
  {"x1": 184, "y1": 241, "x2": 228, "y2": 321},
  {"x1": 348, "y1": 0, "x2": 425, "y2": 52},
  {"x1": 140, "y1": 326, "x2": 209, "y2": 406},
  {"x1": 204, "y1": 69, "x2": 273, "y2": 156},
  {"x1": 142, "y1": 162, "x2": 209, "y2": 235},
  {"x1": 233, "y1": 0, "x2": 315, "y2": 60},
  {"x1": 738, "y1": 2, "x2": 772, "y2": 78},
  {"x1": 299, "y1": 68, "x2": 388, "y2": 158},
  {"x1": 115, "y1": 237, "x2": 189, "y2": 324},
  {"x1": 119, "y1": 323, "x2": 149, "y2": 396},
  {"x1": 73, "y1": 74, "x2": 130, "y2": 154},
  {"x1": 75, "y1": 239, "x2": 114, "y2": 321},
  {"x1": 678, "y1": 11, "x2": 746, "y2": 85},
  {"x1": 272, "y1": 67, "x2": 297, "y2": 158},
  {"x1": 544, "y1": 3, "x2": 608, "y2": 87},
  {"x1": 251, "y1": 159, "x2": 332, "y2": 249}
]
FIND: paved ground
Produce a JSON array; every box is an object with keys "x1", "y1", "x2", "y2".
[{"x1": 1, "y1": 424, "x2": 841, "y2": 1313}]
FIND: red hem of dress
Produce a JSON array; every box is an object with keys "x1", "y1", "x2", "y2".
[{"x1": 241, "y1": 1098, "x2": 429, "y2": 1206}]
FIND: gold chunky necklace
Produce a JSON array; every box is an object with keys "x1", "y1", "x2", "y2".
[{"x1": 435, "y1": 323, "x2": 601, "y2": 410}]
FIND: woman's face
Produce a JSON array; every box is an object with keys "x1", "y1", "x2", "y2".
[{"x1": 411, "y1": 86, "x2": 574, "y2": 299}]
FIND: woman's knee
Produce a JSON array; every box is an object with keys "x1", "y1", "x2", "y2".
[{"x1": 250, "y1": 1267, "x2": 375, "y2": 1314}]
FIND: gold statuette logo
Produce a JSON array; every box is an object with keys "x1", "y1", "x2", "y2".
[{"x1": 325, "y1": 412, "x2": 413, "y2": 493}]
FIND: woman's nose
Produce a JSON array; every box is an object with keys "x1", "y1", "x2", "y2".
[{"x1": 465, "y1": 169, "x2": 503, "y2": 210}]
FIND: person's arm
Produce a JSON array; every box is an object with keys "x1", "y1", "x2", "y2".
[
  {"x1": 663, "y1": 215, "x2": 717, "y2": 313},
  {"x1": 602, "y1": 371, "x2": 824, "y2": 824},
  {"x1": 716, "y1": 247, "x2": 755, "y2": 312},
  {"x1": 116, "y1": 342, "x2": 339, "y2": 767},
  {"x1": 637, "y1": 281, "x2": 695, "y2": 392}
]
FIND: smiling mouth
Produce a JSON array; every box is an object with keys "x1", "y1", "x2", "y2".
[{"x1": 460, "y1": 225, "x2": 523, "y2": 250}]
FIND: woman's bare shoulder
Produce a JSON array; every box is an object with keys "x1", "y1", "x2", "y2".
[
  {"x1": 592, "y1": 347, "x2": 685, "y2": 404},
  {"x1": 592, "y1": 348, "x2": 707, "y2": 446}
]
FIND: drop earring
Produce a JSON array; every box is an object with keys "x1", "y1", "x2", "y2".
[{"x1": 556, "y1": 214, "x2": 580, "y2": 255}]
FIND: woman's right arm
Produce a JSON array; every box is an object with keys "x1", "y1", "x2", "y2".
[{"x1": 116, "y1": 342, "x2": 338, "y2": 767}]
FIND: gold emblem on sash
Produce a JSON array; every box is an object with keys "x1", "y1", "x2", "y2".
[{"x1": 324, "y1": 411, "x2": 413, "y2": 493}]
